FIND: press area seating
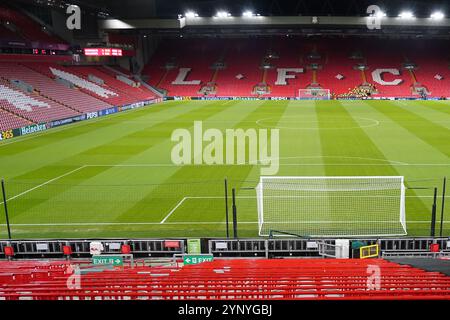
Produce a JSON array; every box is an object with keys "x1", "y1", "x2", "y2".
[{"x1": 0, "y1": 258, "x2": 449, "y2": 300}]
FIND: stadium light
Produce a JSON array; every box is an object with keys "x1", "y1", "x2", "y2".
[
  {"x1": 399, "y1": 11, "x2": 415, "y2": 19},
  {"x1": 243, "y1": 11, "x2": 254, "y2": 17},
  {"x1": 430, "y1": 11, "x2": 445, "y2": 20},
  {"x1": 215, "y1": 11, "x2": 231, "y2": 18},
  {"x1": 184, "y1": 11, "x2": 198, "y2": 18}
]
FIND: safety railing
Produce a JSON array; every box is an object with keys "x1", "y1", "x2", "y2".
[{"x1": 1, "y1": 237, "x2": 449, "y2": 260}]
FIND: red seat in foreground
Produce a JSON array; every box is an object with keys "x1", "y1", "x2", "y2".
[{"x1": 0, "y1": 258, "x2": 449, "y2": 300}]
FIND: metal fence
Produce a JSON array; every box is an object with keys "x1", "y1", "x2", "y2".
[
  {"x1": 1, "y1": 237, "x2": 449, "y2": 260},
  {"x1": 0, "y1": 239, "x2": 185, "y2": 259}
]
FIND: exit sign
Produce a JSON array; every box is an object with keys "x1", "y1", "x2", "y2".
[
  {"x1": 92, "y1": 255, "x2": 124, "y2": 266},
  {"x1": 183, "y1": 254, "x2": 214, "y2": 265}
]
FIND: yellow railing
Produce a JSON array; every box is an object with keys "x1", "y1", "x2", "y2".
[{"x1": 360, "y1": 244, "x2": 379, "y2": 259}]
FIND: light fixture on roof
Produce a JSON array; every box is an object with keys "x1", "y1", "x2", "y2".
[
  {"x1": 215, "y1": 11, "x2": 231, "y2": 18},
  {"x1": 399, "y1": 11, "x2": 414, "y2": 19},
  {"x1": 430, "y1": 11, "x2": 445, "y2": 20},
  {"x1": 184, "y1": 11, "x2": 198, "y2": 18}
]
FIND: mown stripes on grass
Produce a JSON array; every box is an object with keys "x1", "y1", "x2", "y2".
[{"x1": 0, "y1": 100, "x2": 448, "y2": 238}]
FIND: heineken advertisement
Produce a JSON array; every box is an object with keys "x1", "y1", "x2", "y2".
[
  {"x1": 20, "y1": 123, "x2": 48, "y2": 136},
  {"x1": 0, "y1": 98, "x2": 161, "y2": 141}
]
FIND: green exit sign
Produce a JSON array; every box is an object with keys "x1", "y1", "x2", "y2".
[
  {"x1": 183, "y1": 254, "x2": 214, "y2": 265},
  {"x1": 92, "y1": 255, "x2": 124, "y2": 266}
]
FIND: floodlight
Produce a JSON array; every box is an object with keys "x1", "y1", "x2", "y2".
[
  {"x1": 399, "y1": 11, "x2": 414, "y2": 19},
  {"x1": 243, "y1": 11, "x2": 254, "y2": 17},
  {"x1": 216, "y1": 11, "x2": 231, "y2": 18},
  {"x1": 185, "y1": 11, "x2": 198, "y2": 18},
  {"x1": 431, "y1": 11, "x2": 445, "y2": 20}
]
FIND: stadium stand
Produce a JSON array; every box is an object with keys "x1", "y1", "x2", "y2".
[
  {"x1": 0, "y1": 3, "x2": 63, "y2": 44},
  {"x1": 143, "y1": 38, "x2": 450, "y2": 98},
  {"x1": 0, "y1": 61, "x2": 160, "y2": 131},
  {"x1": 0, "y1": 105, "x2": 31, "y2": 131},
  {"x1": 0, "y1": 62, "x2": 112, "y2": 115},
  {"x1": 63, "y1": 65, "x2": 156, "y2": 102},
  {"x1": 0, "y1": 23, "x2": 22, "y2": 41},
  {"x1": 0, "y1": 258, "x2": 449, "y2": 300},
  {"x1": 0, "y1": 78, "x2": 79, "y2": 123},
  {"x1": 25, "y1": 62, "x2": 155, "y2": 107}
]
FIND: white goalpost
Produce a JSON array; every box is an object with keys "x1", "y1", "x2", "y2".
[
  {"x1": 298, "y1": 88, "x2": 331, "y2": 100},
  {"x1": 256, "y1": 176, "x2": 407, "y2": 237}
]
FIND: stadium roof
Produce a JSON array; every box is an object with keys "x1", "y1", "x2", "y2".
[
  {"x1": 12, "y1": 0, "x2": 450, "y2": 19},
  {"x1": 10, "y1": 0, "x2": 450, "y2": 38}
]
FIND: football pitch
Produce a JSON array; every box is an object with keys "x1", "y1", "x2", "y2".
[{"x1": 1, "y1": 99, "x2": 449, "y2": 239}]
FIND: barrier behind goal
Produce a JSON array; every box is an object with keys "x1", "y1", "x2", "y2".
[{"x1": 256, "y1": 176, "x2": 407, "y2": 237}]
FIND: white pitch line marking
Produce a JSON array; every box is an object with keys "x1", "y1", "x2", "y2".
[
  {"x1": 0, "y1": 165, "x2": 86, "y2": 204},
  {"x1": 160, "y1": 197, "x2": 187, "y2": 224},
  {"x1": 186, "y1": 195, "x2": 450, "y2": 199},
  {"x1": 83, "y1": 163, "x2": 450, "y2": 167},
  {"x1": 0, "y1": 220, "x2": 441, "y2": 227}
]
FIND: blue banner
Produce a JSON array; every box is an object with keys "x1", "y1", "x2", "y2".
[
  {"x1": 48, "y1": 114, "x2": 87, "y2": 128},
  {"x1": 98, "y1": 107, "x2": 118, "y2": 117}
]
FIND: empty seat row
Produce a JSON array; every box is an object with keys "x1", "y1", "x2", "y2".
[
  {"x1": 0, "y1": 258, "x2": 448, "y2": 300},
  {"x1": 0, "y1": 62, "x2": 113, "y2": 115},
  {"x1": 0, "y1": 105, "x2": 31, "y2": 131},
  {"x1": 0, "y1": 79, "x2": 79, "y2": 123},
  {"x1": 143, "y1": 38, "x2": 450, "y2": 98}
]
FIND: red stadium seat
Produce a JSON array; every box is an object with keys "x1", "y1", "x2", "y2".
[{"x1": 0, "y1": 258, "x2": 448, "y2": 300}]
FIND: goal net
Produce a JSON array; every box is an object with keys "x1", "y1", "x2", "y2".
[
  {"x1": 298, "y1": 88, "x2": 331, "y2": 100},
  {"x1": 256, "y1": 176, "x2": 406, "y2": 237}
]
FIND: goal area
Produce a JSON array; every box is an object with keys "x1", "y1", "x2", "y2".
[
  {"x1": 256, "y1": 176, "x2": 407, "y2": 237},
  {"x1": 298, "y1": 88, "x2": 331, "y2": 100}
]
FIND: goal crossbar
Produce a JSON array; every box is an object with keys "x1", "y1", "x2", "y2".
[{"x1": 256, "y1": 176, "x2": 407, "y2": 237}]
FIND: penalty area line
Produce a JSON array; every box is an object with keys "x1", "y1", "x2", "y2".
[
  {"x1": 160, "y1": 197, "x2": 188, "y2": 224},
  {"x1": 0, "y1": 165, "x2": 87, "y2": 205}
]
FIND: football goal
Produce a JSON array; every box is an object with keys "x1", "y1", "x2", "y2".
[
  {"x1": 298, "y1": 88, "x2": 331, "y2": 100},
  {"x1": 256, "y1": 176, "x2": 407, "y2": 237}
]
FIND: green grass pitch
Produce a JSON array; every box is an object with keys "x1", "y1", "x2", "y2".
[{"x1": 0, "y1": 99, "x2": 449, "y2": 239}]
